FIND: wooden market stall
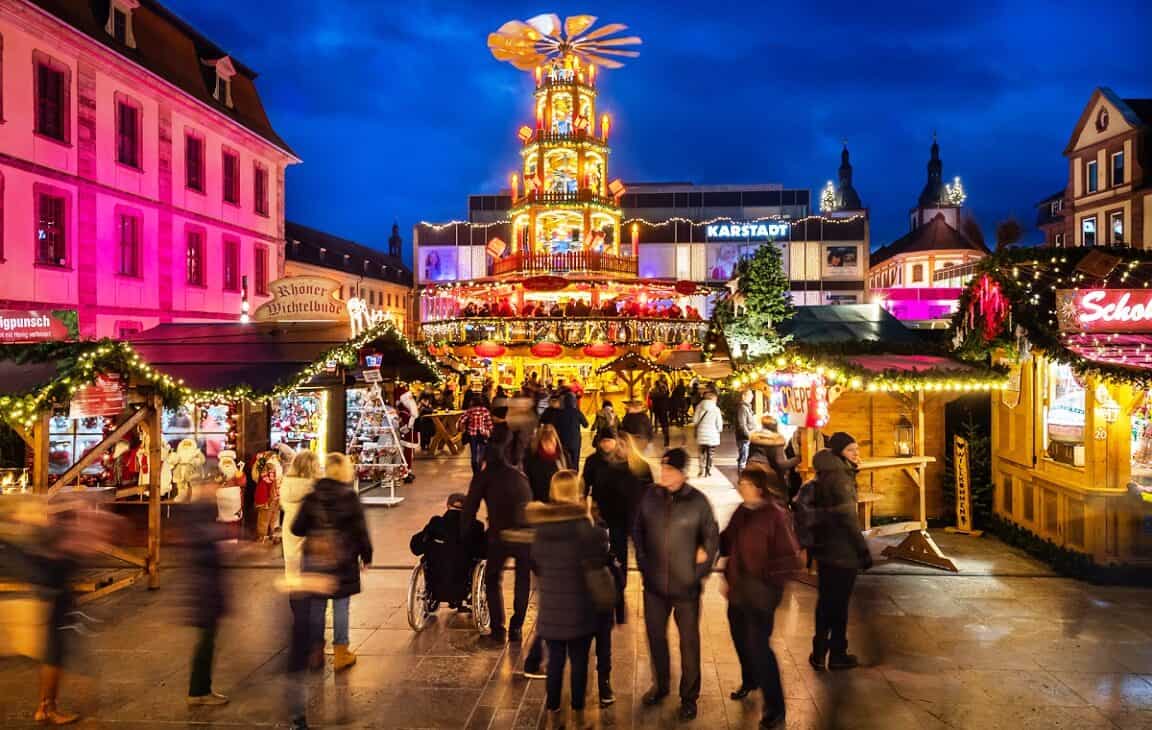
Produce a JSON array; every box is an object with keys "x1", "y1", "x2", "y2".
[{"x1": 732, "y1": 306, "x2": 1008, "y2": 571}]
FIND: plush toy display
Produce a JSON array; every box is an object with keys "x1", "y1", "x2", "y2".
[
  {"x1": 166, "y1": 438, "x2": 205, "y2": 501},
  {"x1": 216, "y1": 449, "x2": 245, "y2": 529}
]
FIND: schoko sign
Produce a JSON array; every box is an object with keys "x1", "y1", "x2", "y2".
[{"x1": 1057, "y1": 289, "x2": 1152, "y2": 333}]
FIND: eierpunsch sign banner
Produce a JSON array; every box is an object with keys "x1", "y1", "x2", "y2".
[{"x1": 1056, "y1": 289, "x2": 1152, "y2": 334}]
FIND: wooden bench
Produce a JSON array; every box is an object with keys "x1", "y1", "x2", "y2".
[{"x1": 856, "y1": 491, "x2": 885, "y2": 530}]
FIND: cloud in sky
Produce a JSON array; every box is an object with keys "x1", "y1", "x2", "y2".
[{"x1": 166, "y1": 0, "x2": 1152, "y2": 264}]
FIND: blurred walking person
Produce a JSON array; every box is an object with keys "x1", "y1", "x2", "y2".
[
  {"x1": 292, "y1": 453, "x2": 373, "y2": 673},
  {"x1": 527, "y1": 470, "x2": 611, "y2": 728},
  {"x1": 462, "y1": 394, "x2": 494, "y2": 476},
  {"x1": 553, "y1": 392, "x2": 588, "y2": 470},
  {"x1": 620, "y1": 400, "x2": 655, "y2": 453},
  {"x1": 280, "y1": 450, "x2": 322, "y2": 668},
  {"x1": 734, "y1": 390, "x2": 757, "y2": 472},
  {"x1": 809, "y1": 433, "x2": 872, "y2": 671},
  {"x1": 650, "y1": 377, "x2": 672, "y2": 447},
  {"x1": 633, "y1": 448, "x2": 719, "y2": 721},
  {"x1": 720, "y1": 469, "x2": 802, "y2": 729},
  {"x1": 692, "y1": 391, "x2": 723, "y2": 478},
  {"x1": 462, "y1": 429, "x2": 533, "y2": 643},
  {"x1": 185, "y1": 478, "x2": 230, "y2": 706}
]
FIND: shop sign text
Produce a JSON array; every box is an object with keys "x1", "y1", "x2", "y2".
[
  {"x1": 705, "y1": 222, "x2": 790, "y2": 241},
  {"x1": 1058, "y1": 289, "x2": 1152, "y2": 333},
  {"x1": 252, "y1": 276, "x2": 345, "y2": 323},
  {"x1": 0, "y1": 309, "x2": 73, "y2": 343}
]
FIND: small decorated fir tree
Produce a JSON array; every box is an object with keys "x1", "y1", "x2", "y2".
[{"x1": 712, "y1": 243, "x2": 793, "y2": 358}]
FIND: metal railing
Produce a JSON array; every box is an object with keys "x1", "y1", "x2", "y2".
[
  {"x1": 492, "y1": 250, "x2": 637, "y2": 276},
  {"x1": 419, "y1": 317, "x2": 709, "y2": 347},
  {"x1": 511, "y1": 189, "x2": 616, "y2": 207}
]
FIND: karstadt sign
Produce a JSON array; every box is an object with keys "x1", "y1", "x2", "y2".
[{"x1": 705, "y1": 221, "x2": 790, "y2": 241}]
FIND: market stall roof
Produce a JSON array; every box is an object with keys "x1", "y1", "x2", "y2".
[
  {"x1": 0, "y1": 359, "x2": 72, "y2": 398},
  {"x1": 779, "y1": 305, "x2": 928, "y2": 346},
  {"x1": 595, "y1": 351, "x2": 675, "y2": 375},
  {"x1": 128, "y1": 322, "x2": 439, "y2": 389},
  {"x1": 844, "y1": 354, "x2": 987, "y2": 376}
]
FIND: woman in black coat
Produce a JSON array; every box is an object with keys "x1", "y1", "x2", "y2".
[
  {"x1": 528, "y1": 470, "x2": 610, "y2": 726},
  {"x1": 292, "y1": 453, "x2": 373, "y2": 672},
  {"x1": 523, "y1": 424, "x2": 568, "y2": 502}
]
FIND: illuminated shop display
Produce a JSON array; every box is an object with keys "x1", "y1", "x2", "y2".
[
  {"x1": 48, "y1": 414, "x2": 114, "y2": 478},
  {"x1": 270, "y1": 392, "x2": 328, "y2": 454},
  {"x1": 346, "y1": 387, "x2": 409, "y2": 494},
  {"x1": 163, "y1": 403, "x2": 236, "y2": 462}
]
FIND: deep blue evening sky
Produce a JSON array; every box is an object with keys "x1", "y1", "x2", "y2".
[{"x1": 167, "y1": 0, "x2": 1151, "y2": 264}]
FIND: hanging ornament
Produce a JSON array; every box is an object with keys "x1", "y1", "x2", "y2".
[
  {"x1": 531, "y1": 341, "x2": 563, "y2": 358},
  {"x1": 968, "y1": 274, "x2": 1008, "y2": 342},
  {"x1": 583, "y1": 342, "x2": 616, "y2": 358},
  {"x1": 474, "y1": 341, "x2": 507, "y2": 358}
]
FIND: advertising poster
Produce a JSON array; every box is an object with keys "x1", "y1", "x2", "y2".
[
  {"x1": 823, "y1": 245, "x2": 860, "y2": 278},
  {"x1": 420, "y1": 247, "x2": 460, "y2": 283},
  {"x1": 706, "y1": 244, "x2": 741, "y2": 281}
]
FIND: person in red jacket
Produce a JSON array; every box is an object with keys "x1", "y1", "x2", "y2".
[{"x1": 719, "y1": 467, "x2": 802, "y2": 729}]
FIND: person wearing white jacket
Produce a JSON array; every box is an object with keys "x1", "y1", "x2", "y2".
[
  {"x1": 692, "y1": 392, "x2": 724, "y2": 478},
  {"x1": 280, "y1": 451, "x2": 324, "y2": 669}
]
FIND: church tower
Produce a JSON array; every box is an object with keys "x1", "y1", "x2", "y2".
[
  {"x1": 910, "y1": 134, "x2": 966, "y2": 230},
  {"x1": 388, "y1": 222, "x2": 403, "y2": 258},
  {"x1": 836, "y1": 143, "x2": 863, "y2": 211}
]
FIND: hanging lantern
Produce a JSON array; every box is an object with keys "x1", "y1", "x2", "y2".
[
  {"x1": 895, "y1": 415, "x2": 915, "y2": 457},
  {"x1": 531, "y1": 341, "x2": 563, "y2": 358},
  {"x1": 583, "y1": 343, "x2": 615, "y2": 358},
  {"x1": 677, "y1": 341, "x2": 695, "y2": 351},
  {"x1": 674, "y1": 280, "x2": 697, "y2": 296},
  {"x1": 648, "y1": 342, "x2": 666, "y2": 357},
  {"x1": 474, "y1": 341, "x2": 507, "y2": 359}
]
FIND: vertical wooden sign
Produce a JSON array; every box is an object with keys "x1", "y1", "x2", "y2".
[{"x1": 946, "y1": 435, "x2": 983, "y2": 536}]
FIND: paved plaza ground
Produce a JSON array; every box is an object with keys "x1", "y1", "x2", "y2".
[{"x1": 2, "y1": 428, "x2": 1152, "y2": 729}]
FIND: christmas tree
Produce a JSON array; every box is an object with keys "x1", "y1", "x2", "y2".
[{"x1": 712, "y1": 243, "x2": 793, "y2": 359}]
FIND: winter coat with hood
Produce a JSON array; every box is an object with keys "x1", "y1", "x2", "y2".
[
  {"x1": 524, "y1": 446, "x2": 566, "y2": 503},
  {"x1": 692, "y1": 397, "x2": 724, "y2": 446},
  {"x1": 552, "y1": 394, "x2": 589, "y2": 457},
  {"x1": 633, "y1": 482, "x2": 720, "y2": 599},
  {"x1": 527, "y1": 501, "x2": 611, "y2": 640},
  {"x1": 291, "y1": 477, "x2": 374, "y2": 598},
  {"x1": 749, "y1": 430, "x2": 801, "y2": 484},
  {"x1": 280, "y1": 474, "x2": 316, "y2": 581},
  {"x1": 810, "y1": 449, "x2": 871, "y2": 570}
]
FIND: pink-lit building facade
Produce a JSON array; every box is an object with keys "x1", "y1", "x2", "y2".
[{"x1": 0, "y1": 0, "x2": 298, "y2": 338}]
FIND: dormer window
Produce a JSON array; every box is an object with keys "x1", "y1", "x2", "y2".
[
  {"x1": 318, "y1": 246, "x2": 326, "y2": 263},
  {"x1": 203, "y1": 56, "x2": 237, "y2": 109},
  {"x1": 105, "y1": 0, "x2": 139, "y2": 48}
]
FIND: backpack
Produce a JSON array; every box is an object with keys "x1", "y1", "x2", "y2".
[{"x1": 791, "y1": 478, "x2": 819, "y2": 549}]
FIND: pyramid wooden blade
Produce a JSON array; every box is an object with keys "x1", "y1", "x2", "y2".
[
  {"x1": 577, "y1": 23, "x2": 628, "y2": 41},
  {"x1": 589, "y1": 36, "x2": 643, "y2": 48},
  {"x1": 527, "y1": 13, "x2": 562, "y2": 38},
  {"x1": 582, "y1": 47, "x2": 639, "y2": 58},
  {"x1": 564, "y1": 15, "x2": 597, "y2": 39},
  {"x1": 579, "y1": 52, "x2": 624, "y2": 69}
]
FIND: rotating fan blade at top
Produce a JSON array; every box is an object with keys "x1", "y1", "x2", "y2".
[
  {"x1": 487, "y1": 15, "x2": 642, "y2": 70},
  {"x1": 585, "y1": 36, "x2": 643, "y2": 48},
  {"x1": 526, "y1": 13, "x2": 562, "y2": 38},
  {"x1": 564, "y1": 15, "x2": 597, "y2": 39},
  {"x1": 574, "y1": 23, "x2": 629, "y2": 42}
]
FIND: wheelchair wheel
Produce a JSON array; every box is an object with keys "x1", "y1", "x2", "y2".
[
  {"x1": 470, "y1": 560, "x2": 490, "y2": 635},
  {"x1": 407, "y1": 559, "x2": 435, "y2": 632}
]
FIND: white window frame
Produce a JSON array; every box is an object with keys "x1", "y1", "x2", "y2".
[
  {"x1": 1111, "y1": 212, "x2": 1124, "y2": 245},
  {"x1": 1086, "y1": 160, "x2": 1099, "y2": 194},
  {"x1": 1082, "y1": 216, "x2": 1097, "y2": 246},
  {"x1": 104, "y1": 0, "x2": 140, "y2": 48},
  {"x1": 1111, "y1": 151, "x2": 1125, "y2": 187}
]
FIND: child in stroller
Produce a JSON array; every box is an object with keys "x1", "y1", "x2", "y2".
[{"x1": 409, "y1": 493, "x2": 486, "y2": 610}]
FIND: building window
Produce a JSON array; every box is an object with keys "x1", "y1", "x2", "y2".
[
  {"x1": 185, "y1": 133, "x2": 204, "y2": 192},
  {"x1": 1111, "y1": 151, "x2": 1125, "y2": 187},
  {"x1": 1111, "y1": 212, "x2": 1124, "y2": 245},
  {"x1": 115, "y1": 321, "x2": 142, "y2": 338},
  {"x1": 1055, "y1": 233, "x2": 1064, "y2": 247},
  {"x1": 34, "y1": 58, "x2": 68, "y2": 142},
  {"x1": 186, "y1": 230, "x2": 204, "y2": 286},
  {"x1": 911, "y1": 263, "x2": 924, "y2": 283},
  {"x1": 115, "y1": 98, "x2": 141, "y2": 169},
  {"x1": 222, "y1": 150, "x2": 239, "y2": 204},
  {"x1": 104, "y1": 0, "x2": 138, "y2": 47},
  {"x1": 36, "y1": 191, "x2": 67, "y2": 266},
  {"x1": 1086, "y1": 160, "x2": 1098, "y2": 194},
  {"x1": 1082, "y1": 216, "x2": 1097, "y2": 246},
  {"x1": 253, "y1": 163, "x2": 269, "y2": 216},
  {"x1": 1050, "y1": 200, "x2": 1062, "y2": 216},
  {"x1": 254, "y1": 246, "x2": 269, "y2": 295},
  {"x1": 223, "y1": 238, "x2": 240, "y2": 291},
  {"x1": 117, "y1": 213, "x2": 140, "y2": 277},
  {"x1": 0, "y1": 170, "x2": 5, "y2": 261}
]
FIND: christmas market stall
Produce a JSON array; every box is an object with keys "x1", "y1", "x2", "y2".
[
  {"x1": 953, "y1": 248, "x2": 1152, "y2": 567},
  {"x1": 728, "y1": 305, "x2": 1008, "y2": 571}
]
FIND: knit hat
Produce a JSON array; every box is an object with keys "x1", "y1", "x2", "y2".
[
  {"x1": 827, "y1": 431, "x2": 857, "y2": 456},
  {"x1": 596, "y1": 426, "x2": 618, "y2": 443},
  {"x1": 661, "y1": 447, "x2": 689, "y2": 473}
]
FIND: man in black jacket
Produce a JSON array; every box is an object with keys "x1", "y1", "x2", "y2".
[
  {"x1": 633, "y1": 448, "x2": 719, "y2": 721},
  {"x1": 461, "y1": 430, "x2": 534, "y2": 642}
]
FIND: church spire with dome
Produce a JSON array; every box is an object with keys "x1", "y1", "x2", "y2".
[
  {"x1": 388, "y1": 221, "x2": 403, "y2": 258},
  {"x1": 836, "y1": 142, "x2": 863, "y2": 210},
  {"x1": 917, "y1": 133, "x2": 948, "y2": 208}
]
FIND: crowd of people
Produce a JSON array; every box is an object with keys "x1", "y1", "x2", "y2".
[
  {"x1": 0, "y1": 375, "x2": 873, "y2": 730},
  {"x1": 450, "y1": 298, "x2": 703, "y2": 321}
]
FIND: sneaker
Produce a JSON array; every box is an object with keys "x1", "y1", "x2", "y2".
[
  {"x1": 186, "y1": 692, "x2": 229, "y2": 706},
  {"x1": 599, "y1": 679, "x2": 615, "y2": 707},
  {"x1": 523, "y1": 664, "x2": 547, "y2": 680},
  {"x1": 641, "y1": 687, "x2": 668, "y2": 706},
  {"x1": 679, "y1": 700, "x2": 698, "y2": 721},
  {"x1": 828, "y1": 653, "x2": 860, "y2": 670},
  {"x1": 508, "y1": 626, "x2": 522, "y2": 642},
  {"x1": 808, "y1": 652, "x2": 826, "y2": 671}
]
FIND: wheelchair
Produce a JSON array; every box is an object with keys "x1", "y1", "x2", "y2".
[{"x1": 406, "y1": 555, "x2": 490, "y2": 634}]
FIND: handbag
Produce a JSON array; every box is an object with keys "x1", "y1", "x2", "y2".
[{"x1": 583, "y1": 560, "x2": 617, "y2": 614}]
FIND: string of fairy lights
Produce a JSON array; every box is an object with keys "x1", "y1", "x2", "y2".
[
  {"x1": 0, "y1": 322, "x2": 441, "y2": 431},
  {"x1": 416, "y1": 213, "x2": 868, "y2": 231},
  {"x1": 729, "y1": 354, "x2": 1009, "y2": 394}
]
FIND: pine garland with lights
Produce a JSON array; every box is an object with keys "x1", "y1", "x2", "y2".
[
  {"x1": 727, "y1": 352, "x2": 1008, "y2": 394},
  {"x1": 0, "y1": 321, "x2": 441, "y2": 429},
  {"x1": 952, "y1": 246, "x2": 1152, "y2": 386}
]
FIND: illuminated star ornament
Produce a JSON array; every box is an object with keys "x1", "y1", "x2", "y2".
[{"x1": 487, "y1": 14, "x2": 642, "y2": 70}]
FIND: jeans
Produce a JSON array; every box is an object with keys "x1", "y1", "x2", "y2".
[
  {"x1": 654, "y1": 409, "x2": 671, "y2": 446},
  {"x1": 468, "y1": 435, "x2": 488, "y2": 475},
  {"x1": 728, "y1": 586, "x2": 785, "y2": 720},
  {"x1": 698, "y1": 445, "x2": 715, "y2": 476},
  {"x1": 643, "y1": 590, "x2": 702, "y2": 702},
  {"x1": 607, "y1": 526, "x2": 629, "y2": 589},
  {"x1": 545, "y1": 634, "x2": 594, "y2": 711},
  {"x1": 485, "y1": 541, "x2": 531, "y2": 634},
  {"x1": 311, "y1": 596, "x2": 351, "y2": 646},
  {"x1": 814, "y1": 564, "x2": 858, "y2": 656},
  {"x1": 188, "y1": 623, "x2": 217, "y2": 697},
  {"x1": 736, "y1": 439, "x2": 750, "y2": 472}
]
